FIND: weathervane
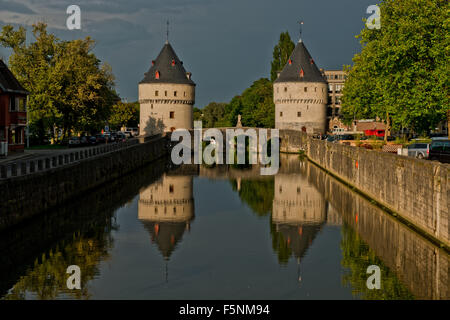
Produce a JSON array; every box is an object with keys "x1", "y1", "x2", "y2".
[{"x1": 298, "y1": 20, "x2": 304, "y2": 42}]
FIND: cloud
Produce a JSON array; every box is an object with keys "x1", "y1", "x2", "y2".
[{"x1": 0, "y1": 1, "x2": 35, "y2": 14}]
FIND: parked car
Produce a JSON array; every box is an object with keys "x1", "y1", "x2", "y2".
[
  {"x1": 116, "y1": 132, "x2": 127, "y2": 142},
  {"x1": 123, "y1": 131, "x2": 134, "y2": 139},
  {"x1": 126, "y1": 127, "x2": 139, "y2": 136},
  {"x1": 68, "y1": 137, "x2": 81, "y2": 148},
  {"x1": 80, "y1": 136, "x2": 89, "y2": 146},
  {"x1": 428, "y1": 139, "x2": 450, "y2": 163},
  {"x1": 104, "y1": 133, "x2": 116, "y2": 143},
  {"x1": 88, "y1": 136, "x2": 97, "y2": 145},
  {"x1": 96, "y1": 134, "x2": 106, "y2": 144},
  {"x1": 407, "y1": 143, "x2": 429, "y2": 159}
]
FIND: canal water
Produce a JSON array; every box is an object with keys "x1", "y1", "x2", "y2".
[{"x1": 0, "y1": 154, "x2": 448, "y2": 300}]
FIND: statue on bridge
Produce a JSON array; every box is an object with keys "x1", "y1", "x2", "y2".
[{"x1": 236, "y1": 114, "x2": 242, "y2": 128}]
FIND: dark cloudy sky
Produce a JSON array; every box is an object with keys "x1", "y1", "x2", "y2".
[{"x1": 0, "y1": 0, "x2": 379, "y2": 108}]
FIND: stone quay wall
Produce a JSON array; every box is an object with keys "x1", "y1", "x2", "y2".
[
  {"x1": 278, "y1": 129, "x2": 449, "y2": 248},
  {"x1": 307, "y1": 160, "x2": 448, "y2": 300},
  {"x1": 0, "y1": 135, "x2": 171, "y2": 231}
]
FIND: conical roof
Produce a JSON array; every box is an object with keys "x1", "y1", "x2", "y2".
[
  {"x1": 140, "y1": 42, "x2": 195, "y2": 85},
  {"x1": 274, "y1": 41, "x2": 326, "y2": 84},
  {"x1": 141, "y1": 221, "x2": 188, "y2": 259}
]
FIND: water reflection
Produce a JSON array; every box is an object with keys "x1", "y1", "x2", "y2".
[
  {"x1": 0, "y1": 155, "x2": 448, "y2": 300},
  {"x1": 271, "y1": 159, "x2": 325, "y2": 265},
  {"x1": 138, "y1": 174, "x2": 194, "y2": 260}
]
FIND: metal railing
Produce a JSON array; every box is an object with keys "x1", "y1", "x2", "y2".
[{"x1": 0, "y1": 139, "x2": 140, "y2": 180}]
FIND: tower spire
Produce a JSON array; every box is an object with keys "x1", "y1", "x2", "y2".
[
  {"x1": 166, "y1": 20, "x2": 169, "y2": 44},
  {"x1": 298, "y1": 20, "x2": 304, "y2": 42}
]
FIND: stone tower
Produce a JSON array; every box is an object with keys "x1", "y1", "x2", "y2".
[
  {"x1": 273, "y1": 40, "x2": 327, "y2": 134},
  {"x1": 139, "y1": 42, "x2": 195, "y2": 136}
]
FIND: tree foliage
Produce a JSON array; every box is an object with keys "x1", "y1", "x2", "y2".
[
  {"x1": 341, "y1": 0, "x2": 449, "y2": 134},
  {"x1": 0, "y1": 22, "x2": 118, "y2": 142},
  {"x1": 200, "y1": 102, "x2": 227, "y2": 128},
  {"x1": 108, "y1": 101, "x2": 139, "y2": 130},
  {"x1": 270, "y1": 32, "x2": 295, "y2": 82},
  {"x1": 199, "y1": 79, "x2": 275, "y2": 128}
]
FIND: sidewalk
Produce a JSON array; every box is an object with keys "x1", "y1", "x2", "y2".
[
  {"x1": 0, "y1": 151, "x2": 37, "y2": 165},
  {"x1": 0, "y1": 148, "x2": 66, "y2": 165}
]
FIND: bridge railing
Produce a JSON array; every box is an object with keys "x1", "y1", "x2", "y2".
[{"x1": 0, "y1": 139, "x2": 140, "y2": 180}]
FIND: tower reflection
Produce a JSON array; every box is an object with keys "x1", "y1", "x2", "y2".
[
  {"x1": 271, "y1": 156, "x2": 326, "y2": 264},
  {"x1": 138, "y1": 174, "x2": 194, "y2": 260}
]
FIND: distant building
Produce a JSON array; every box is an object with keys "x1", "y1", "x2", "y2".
[
  {"x1": 273, "y1": 40, "x2": 328, "y2": 134},
  {"x1": 324, "y1": 70, "x2": 346, "y2": 118},
  {"x1": 139, "y1": 41, "x2": 195, "y2": 136},
  {"x1": 323, "y1": 70, "x2": 347, "y2": 133},
  {"x1": 0, "y1": 59, "x2": 29, "y2": 153},
  {"x1": 354, "y1": 119, "x2": 386, "y2": 138}
]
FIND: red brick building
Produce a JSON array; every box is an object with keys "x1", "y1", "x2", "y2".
[{"x1": 0, "y1": 59, "x2": 29, "y2": 153}]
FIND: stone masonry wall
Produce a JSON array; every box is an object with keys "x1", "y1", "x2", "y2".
[
  {"x1": 303, "y1": 136, "x2": 449, "y2": 247},
  {"x1": 0, "y1": 136, "x2": 171, "y2": 231}
]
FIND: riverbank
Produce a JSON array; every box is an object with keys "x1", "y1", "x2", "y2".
[
  {"x1": 279, "y1": 130, "x2": 449, "y2": 250},
  {"x1": 0, "y1": 135, "x2": 171, "y2": 232}
]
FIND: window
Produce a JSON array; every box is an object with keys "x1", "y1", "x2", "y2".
[
  {"x1": 279, "y1": 186, "x2": 282, "y2": 193},
  {"x1": 155, "y1": 91, "x2": 159, "y2": 96},
  {"x1": 151, "y1": 104, "x2": 153, "y2": 109},
  {"x1": 170, "y1": 111, "x2": 174, "y2": 119},
  {"x1": 304, "y1": 87, "x2": 308, "y2": 92},
  {"x1": 10, "y1": 97, "x2": 16, "y2": 111},
  {"x1": 280, "y1": 112, "x2": 283, "y2": 117},
  {"x1": 297, "y1": 111, "x2": 301, "y2": 117},
  {"x1": 165, "y1": 91, "x2": 167, "y2": 97},
  {"x1": 174, "y1": 91, "x2": 177, "y2": 97},
  {"x1": 169, "y1": 185, "x2": 174, "y2": 193},
  {"x1": 284, "y1": 87, "x2": 287, "y2": 92}
]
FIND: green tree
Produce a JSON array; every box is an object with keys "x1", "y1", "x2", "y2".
[
  {"x1": 341, "y1": 0, "x2": 449, "y2": 136},
  {"x1": 108, "y1": 101, "x2": 140, "y2": 130},
  {"x1": 193, "y1": 107, "x2": 203, "y2": 122},
  {"x1": 270, "y1": 32, "x2": 295, "y2": 82},
  {"x1": 224, "y1": 79, "x2": 275, "y2": 128},
  {"x1": 201, "y1": 102, "x2": 227, "y2": 128},
  {"x1": 0, "y1": 22, "x2": 118, "y2": 142}
]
